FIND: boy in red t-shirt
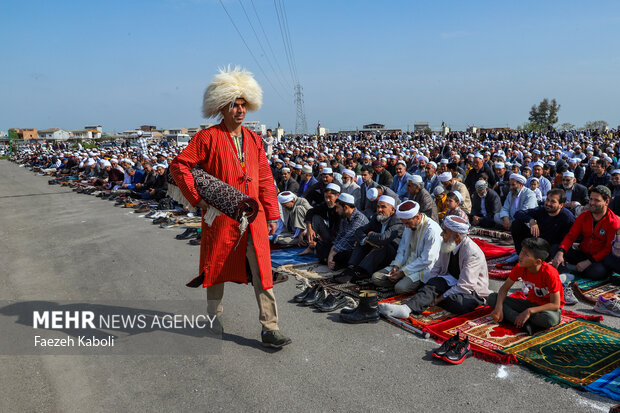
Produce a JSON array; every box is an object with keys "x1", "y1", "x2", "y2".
[{"x1": 488, "y1": 237, "x2": 564, "y2": 335}]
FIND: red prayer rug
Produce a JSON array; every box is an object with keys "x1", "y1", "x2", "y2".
[
  {"x1": 472, "y1": 238, "x2": 515, "y2": 259},
  {"x1": 423, "y1": 306, "x2": 576, "y2": 364}
]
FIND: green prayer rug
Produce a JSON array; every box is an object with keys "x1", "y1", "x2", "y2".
[{"x1": 501, "y1": 320, "x2": 620, "y2": 388}]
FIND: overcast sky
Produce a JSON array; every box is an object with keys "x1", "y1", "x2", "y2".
[{"x1": 2, "y1": 0, "x2": 619, "y2": 133}]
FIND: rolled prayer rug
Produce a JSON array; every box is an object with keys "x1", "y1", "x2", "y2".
[{"x1": 167, "y1": 167, "x2": 259, "y2": 237}]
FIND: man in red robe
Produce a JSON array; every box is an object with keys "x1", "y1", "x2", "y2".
[{"x1": 170, "y1": 66, "x2": 291, "y2": 349}]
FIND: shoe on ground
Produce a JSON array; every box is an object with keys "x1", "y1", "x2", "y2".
[
  {"x1": 563, "y1": 284, "x2": 578, "y2": 306},
  {"x1": 433, "y1": 332, "x2": 461, "y2": 359},
  {"x1": 188, "y1": 238, "x2": 201, "y2": 246},
  {"x1": 593, "y1": 297, "x2": 620, "y2": 317},
  {"x1": 205, "y1": 317, "x2": 224, "y2": 337},
  {"x1": 273, "y1": 272, "x2": 288, "y2": 284},
  {"x1": 176, "y1": 228, "x2": 198, "y2": 240},
  {"x1": 316, "y1": 293, "x2": 349, "y2": 312},
  {"x1": 442, "y1": 336, "x2": 472, "y2": 364},
  {"x1": 293, "y1": 286, "x2": 314, "y2": 303},
  {"x1": 261, "y1": 330, "x2": 291, "y2": 349}
]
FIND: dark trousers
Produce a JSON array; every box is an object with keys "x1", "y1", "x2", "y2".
[
  {"x1": 486, "y1": 293, "x2": 561, "y2": 330},
  {"x1": 405, "y1": 277, "x2": 484, "y2": 315},
  {"x1": 561, "y1": 248, "x2": 609, "y2": 280},
  {"x1": 348, "y1": 243, "x2": 397, "y2": 275},
  {"x1": 510, "y1": 220, "x2": 559, "y2": 259},
  {"x1": 478, "y1": 214, "x2": 496, "y2": 229},
  {"x1": 603, "y1": 254, "x2": 620, "y2": 274}
]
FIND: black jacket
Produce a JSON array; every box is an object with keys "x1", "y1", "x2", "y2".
[
  {"x1": 471, "y1": 188, "x2": 502, "y2": 218},
  {"x1": 465, "y1": 164, "x2": 497, "y2": 195},
  {"x1": 305, "y1": 201, "x2": 342, "y2": 237},
  {"x1": 566, "y1": 183, "x2": 589, "y2": 206},
  {"x1": 354, "y1": 213, "x2": 404, "y2": 251}
]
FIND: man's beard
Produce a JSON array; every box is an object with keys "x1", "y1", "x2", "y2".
[
  {"x1": 376, "y1": 214, "x2": 390, "y2": 223},
  {"x1": 590, "y1": 204, "x2": 604, "y2": 215},
  {"x1": 562, "y1": 183, "x2": 574, "y2": 190},
  {"x1": 342, "y1": 181, "x2": 352, "y2": 189},
  {"x1": 440, "y1": 239, "x2": 457, "y2": 254},
  {"x1": 544, "y1": 205, "x2": 559, "y2": 214}
]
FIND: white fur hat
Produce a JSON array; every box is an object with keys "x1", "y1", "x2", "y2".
[{"x1": 202, "y1": 65, "x2": 263, "y2": 119}]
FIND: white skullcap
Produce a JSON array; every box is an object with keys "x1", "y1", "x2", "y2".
[
  {"x1": 450, "y1": 190, "x2": 463, "y2": 203},
  {"x1": 378, "y1": 195, "x2": 396, "y2": 207},
  {"x1": 367, "y1": 188, "x2": 379, "y2": 201},
  {"x1": 277, "y1": 191, "x2": 296, "y2": 204},
  {"x1": 338, "y1": 192, "x2": 355, "y2": 205},
  {"x1": 407, "y1": 174, "x2": 423, "y2": 185},
  {"x1": 136, "y1": 130, "x2": 143, "y2": 136},
  {"x1": 563, "y1": 171, "x2": 575, "y2": 178},
  {"x1": 396, "y1": 200, "x2": 420, "y2": 219},
  {"x1": 86, "y1": 158, "x2": 96, "y2": 166},
  {"x1": 440, "y1": 158, "x2": 449, "y2": 164},
  {"x1": 342, "y1": 169, "x2": 356, "y2": 179},
  {"x1": 494, "y1": 162, "x2": 505, "y2": 169},
  {"x1": 434, "y1": 186, "x2": 445, "y2": 196},
  {"x1": 533, "y1": 161, "x2": 544, "y2": 168},
  {"x1": 155, "y1": 163, "x2": 166, "y2": 169},
  {"x1": 438, "y1": 172, "x2": 453, "y2": 182},
  {"x1": 474, "y1": 153, "x2": 484, "y2": 159},
  {"x1": 612, "y1": 169, "x2": 620, "y2": 175},
  {"x1": 397, "y1": 160, "x2": 407, "y2": 167},
  {"x1": 102, "y1": 160, "x2": 111, "y2": 167},
  {"x1": 475, "y1": 180, "x2": 488, "y2": 190},
  {"x1": 275, "y1": 158, "x2": 284, "y2": 164},
  {"x1": 530, "y1": 177, "x2": 539, "y2": 182},
  {"x1": 427, "y1": 161, "x2": 437, "y2": 169},
  {"x1": 281, "y1": 167, "x2": 291, "y2": 173},
  {"x1": 302, "y1": 165, "x2": 313, "y2": 174},
  {"x1": 110, "y1": 158, "x2": 118, "y2": 163},
  {"x1": 509, "y1": 173, "x2": 526, "y2": 184},
  {"x1": 322, "y1": 167, "x2": 333, "y2": 174},
  {"x1": 325, "y1": 183, "x2": 341, "y2": 193},
  {"x1": 444, "y1": 215, "x2": 470, "y2": 234}
]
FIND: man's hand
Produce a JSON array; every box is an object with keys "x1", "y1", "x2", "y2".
[
  {"x1": 306, "y1": 228, "x2": 316, "y2": 247},
  {"x1": 327, "y1": 248, "x2": 337, "y2": 270},
  {"x1": 551, "y1": 251, "x2": 564, "y2": 268},
  {"x1": 530, "y1": 222, "x2": 540, "y2": 237},
  {"x1": 502, "y1": 217, "x2": 511, "y2": 230},
  {"x1": 268, "y1": 221, "x2": 277, "y2": 236},
  {"x1": 576, "y1": 259, "x2": 592, "y2": 273},
  {"x1": 388, "y1": 270, "x2": 405, "y2": 282},
  {"x1": 195, "y1": 200, "x2": 209, "y2": 210},
  {"x1": 490, "y1": 308, "x2": 503, "y2": 323},
  {"x1": 515, "y1": 308, "x2": 531, "y2": 328},
  {"x1": 472, "y1": 216, "x2": 480, "y2": 226},
  {"x1": 431, "y1": 295, "x2": 444, "y2": 306}
]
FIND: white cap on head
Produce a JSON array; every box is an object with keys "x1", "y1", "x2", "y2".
[
  {"x1": 325, "y1": 183, "x2": 341, "y2": 193},
  {"x1": 338, "y1": 192, "x2": 355, "y2": 205},
  {"x1": 444, "y1": 215, "x2": 470, "y2": 234},
  {"x1": 396, "y1": 200, "x2": 420, "y2": 219},
  {"x1": 407, "y1": 174, "x2": 423, "y2": 185},
  {"x1": 322, "y1": 167, "x2": 333, "y2": 174},
  {"x1": 612, "y1": 169, "x2": 620, "y2": 175},
  {"x1": 378, "y1": 195, "x2": 396, "y2": 207},
  {"x1": 438, "y1": 172, "x2": 453, "y2": 182},
  {"x1": 342, "y1": 169, "x2": 356, "y2": 179},
  {"x1": 475, "y1": 180, "x2": 488, "y2": 190},
  {"x1": 494, "y1": 162, "x2": 505, "y2": 169},
  {"x1": 509, "y1": 173, "x2": 526, "y2": 184},
  {"x1": 563, "y1": 171, "x2": 575, "y2": 178},
  {"x1": 367, "y1": 188, "x2": 379, "y2": 201},
  {"x1": 302, "y1": 165, "x2": 313, "y2": 174},
  {"x1": 281, "y1": 167, "x2": 291, "y2": 173},
  {"x1": 450, "y1": 190, "x2": 463, "y2": 203},
  {"x1": 277, "y1": 191, "x2": 296, "y2": 204}
]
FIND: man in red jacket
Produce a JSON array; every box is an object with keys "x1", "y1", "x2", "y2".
[
  {"x1": 170, "y1": 66, "x2": 291, "y2": 349},
  {"x1": 552, "y1": 186, "x2": 620, "y2": 280}
]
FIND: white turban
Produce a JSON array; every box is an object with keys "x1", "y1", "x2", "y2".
[
  {"x1": 475, "y1": 180, "x2": 488, "y2": 190},
  {"x1": 342, "y1": 169, "x2": 356, "y2": 179},
  {"x1": 438, "y1": 172, "x2": 453, "y2": 182},
  {"x1": 367, "y1": 188, "x2": 379, "y2": 201},
  {"x1": 509, "y1": 173, "x2": 526, "y2": 184},
  {"x1": 377, "y1": 195, "x2": 395, "y2": 207},
  {"x1": 102, "y1": 160, "x2": 112, "y2": 167},
  {"x1": 396, "y1": 200, "x2": 420, "y2": 219},
  {"x1": 277, "y1": 191, "x2": 296, "y2": 204},
  {"x1": 444, "y1": 215, "x2": 470, "y2": 234}
]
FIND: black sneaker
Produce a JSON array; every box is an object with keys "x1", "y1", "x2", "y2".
[
  {"x1": 442, "y1": 336, "x2": 472, "y2": 365},
  {"x1": 432, "y1": 331, "x2": 460, "y2": 359},
  {"x1": 261, "y1": 330, "x2": 291, "y2": 349}
]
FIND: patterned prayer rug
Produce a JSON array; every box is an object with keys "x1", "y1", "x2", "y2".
[
  {"x1": 470, "y1": 227, "x2": 513, "y2": 240},
  {"x1": 312, "y1": 279, "x2": 396, "y2": 300},
  {"x1": 501, "y1": 320, "x2": 620, "y2": 389},
  {"x1": 275, "y1": 262, "x2": 342, "y2": 280},
  {"x1": 572, "y1": 283, "x2": 620, "y2": 305},
  {"x1": 572, "y1": 276, "x2": 609, "y2": 291},
  {"x1": 379, "y1": 293, "x2": 455, "y2": 330},
  {"x1": 423, "y1": 306, "x2": 576, "y2": 364}
]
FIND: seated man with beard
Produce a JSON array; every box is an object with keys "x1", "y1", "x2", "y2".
[
  {"x1": 494, "y1": 173, "x2": 538, "y2": 230},
  {"x1": 324, "y1": 193, "x2": 369, "y2": 270},
  {"x1": 335, "y1": 195, "x2": 404, "y2": 283},
  {"x1": 470, "y1": 180, "x2": 502, "y2": 228},
  {"x1": 379, "y1": 215, "x2": 491, "y2": 317},
  {"x1": 300, "y1": 183, "x2": 343, "y2": 256},
  {"x1": 274, "y1": 191, "x2": 312, "y2": 247},
  {"x1": 559, "y1": 171, "x2": 589, "y2": 214},
  {"x1": 340, "y1": 169, "x2": 362, "y2": 209},
  {"x1": 371, "y1": 200, "x2": 442, "y2": 294},
  {"x1": 406, "y1": 174, "x2": 438, "y2": 222}
]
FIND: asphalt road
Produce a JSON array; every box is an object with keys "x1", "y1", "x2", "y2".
[{"x1": 0, "y1": 160, "x2": 617, "y2": 413}]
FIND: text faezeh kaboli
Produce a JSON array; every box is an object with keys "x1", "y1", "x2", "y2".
[{"x1": 31, "y1": 310, "x2": 216, "y2": 347}]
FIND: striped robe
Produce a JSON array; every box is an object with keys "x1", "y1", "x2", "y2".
[{"x1": 169, "y1": 122, "x2": 279, "y2": 289}]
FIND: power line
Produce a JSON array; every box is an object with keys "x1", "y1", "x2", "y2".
[
  {"x1": 273, "y1": 0, "x2": 297, "y2": 85},
  {"x1": 218, "y1": 0, "x2": 288, "y2": 103},
  {"x1": 237, "y1": 0, "x2": 291, "y2": 94},
  {"x1": 249, "y1": 0, "x2": 292, "y2": 89},
  {"x1": 278, "y1": 0, "x2": 299, "y2": 83}
]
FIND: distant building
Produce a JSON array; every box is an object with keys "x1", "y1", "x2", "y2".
[
  {"x1": 85, "y1": 125, "x2": 103, "y2": 133},
  {"x1": 414, "y1": 122, "x2": 430, "y2": 132},
  {"x1": 8, "y1": 128, "x2": 38, "y2": 141},
  {"x1": 39, "y1": 128, "x2": 71, "y2": 141},
  {"x1": 200, "y1": 123, "x2": 214, "y2": 130},
  {"x1": 187, "y1": 128, "x2": 199, "y2": 137},
  {"x1": 363, "y1": 123, "x2": 384, "y2": 130},
  {"x1": 168, "y1": 128, "x2": 188, "y2": 135},
  {"x1": 71, "y1": 129, "x2": 101, "y2": 140},
  {"x1": 243, "y1": 121, "x2": 266, "y2": 135},
  {"x1": 139, "y1": 125, "x2": 157, "y2": 132}
]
